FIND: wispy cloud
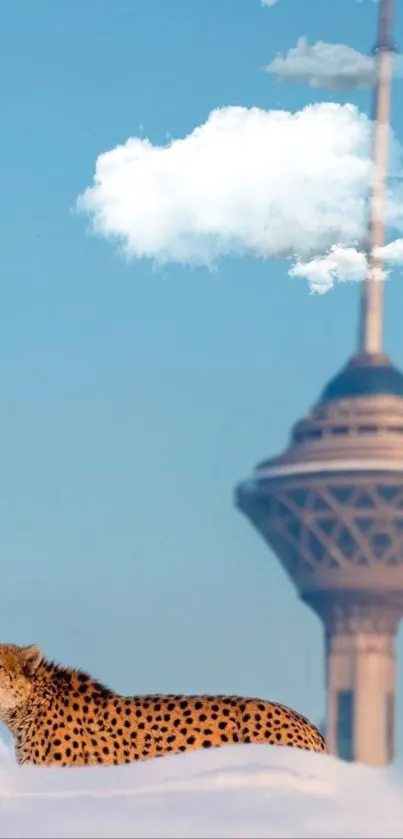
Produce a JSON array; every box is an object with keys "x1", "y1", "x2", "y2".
[
  {"x1": 264, "y1": 37, "x2": 376, "y2": 92},
  {"x1": 76, "y1": 103, "x2": 403, "y2": 293}
]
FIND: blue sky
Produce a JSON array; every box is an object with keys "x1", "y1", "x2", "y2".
[{"x1": 2, "y1": 0, "x2": 403, "y2": 749}]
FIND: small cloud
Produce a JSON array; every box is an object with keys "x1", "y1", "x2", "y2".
[
  {"x1": 290, "y1": 238, "x2": 403, "y2": 294},
  {"x1": 264, "y1": 37, "x2": 377, "y2": 92},
  {"x1": 290, "y1": 246, "x2": 368, "y2": 294},
  {"x1": 261, "y1": 0, "x2": 279, "y2": 6},
  {"x1": 76, "y1": 103, "x2": 403, "y2": 293}
]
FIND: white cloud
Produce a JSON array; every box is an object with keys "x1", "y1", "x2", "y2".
[
  {"x1": 264, "y1": 37, "x2": 377, "y2": 92},
  {"x1": 290, "y1": 246, "x2": 368, "y2": 294},
  {"x1": 261, "y1": 0, "x2": 279, "y2": 6},
  {"x1": 290, "y1": 238, "x2": 403, "y2": 293},
  {"x1": 77, "y1": 103, "x2": 403, "y2": 293},
  {"x1": 0, "y1": 738, "x2": 402, "y2": 838},
  {"x1": 377, "y1": 237, "x2": 403, "y2": 263}
]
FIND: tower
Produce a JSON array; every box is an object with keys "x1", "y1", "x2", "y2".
[{"x1": 235, "y1": 0, "x2": 402, "y2": 766}]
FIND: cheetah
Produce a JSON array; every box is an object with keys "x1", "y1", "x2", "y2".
[{"x1": 0, "y1": 644, "x2": 328, "y2": 766}]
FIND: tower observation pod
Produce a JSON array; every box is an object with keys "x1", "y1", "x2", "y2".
[{"x1": 236, "y1": 0, "x2": 402, "y2": 766}]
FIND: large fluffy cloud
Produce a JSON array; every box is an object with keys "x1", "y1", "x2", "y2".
[
  {"x1": 77, "y1": 103, "x2": 403, "y2": 293},
  {"x1": 264, "y1": 38, "x2": 376, "y2": 92}
]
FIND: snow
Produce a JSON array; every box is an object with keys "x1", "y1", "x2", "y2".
[{"x1": 0, "y1": 739, "x2": 401, "y2": 838}]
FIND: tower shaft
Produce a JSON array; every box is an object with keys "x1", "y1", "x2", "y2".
[
  {"x1": 359, "y1": 0, "x2": 395, "y2": 355},
  {"x1": 306, "y1": 588, "x2": 400, "y2": 765},
  {"x1": 326, "y1": 624, "x2": 396, "y2": 764}
]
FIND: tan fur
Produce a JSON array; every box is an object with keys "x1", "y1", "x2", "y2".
[{"x1": 0, "y1": 644, "x2": 328, "y2": 766}]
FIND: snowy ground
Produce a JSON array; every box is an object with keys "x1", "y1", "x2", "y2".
[{"x1": 0, "y1": 738, "x2": 401, "y2": 838}]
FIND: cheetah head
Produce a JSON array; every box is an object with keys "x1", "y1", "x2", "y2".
[{"x1": 0, "y1": 644, "x2": 43, "y2": 718}]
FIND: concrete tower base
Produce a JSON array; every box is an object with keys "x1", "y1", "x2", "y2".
[
  {"x1": 326, "y1": 628, "x2": 395, "y2": 764},
  {"x1": 305, "y1": 593, "x2": 400, "y2": 765}
]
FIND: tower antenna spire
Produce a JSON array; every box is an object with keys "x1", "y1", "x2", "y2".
[{"x1": 358, "y1": 0, "x2": 396, "y2": 356}]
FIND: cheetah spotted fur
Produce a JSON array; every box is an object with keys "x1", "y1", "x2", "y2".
[{"x1": 0, "y1": 644, "x2": 328, "y2": 766}]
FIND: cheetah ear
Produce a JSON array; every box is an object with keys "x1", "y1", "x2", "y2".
[{"x1": 20, "y1": 645, "x2": 43, "y2": 676}]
